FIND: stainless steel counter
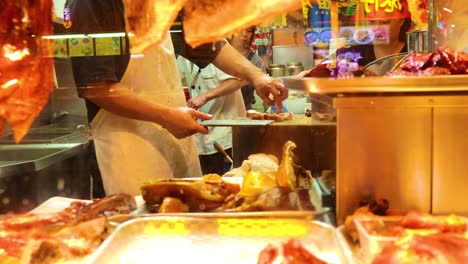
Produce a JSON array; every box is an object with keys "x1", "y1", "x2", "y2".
[
  {"x1": 0, "y1": 143, "x2": 86, "y2": 178},
  {"x1": 0, "y1": 127, "x2": 91, "y2": 213},
  {"x1": 232, "y1": 115, "x2": 336, "y2": 174},
  {"x1": 332, "y1": 94, "x2": 468, "y2": 224},
  {"x1": 283, "y1": 75, "x2": 468, "y2": 94}
]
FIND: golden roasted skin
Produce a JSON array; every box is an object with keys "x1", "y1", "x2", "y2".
[
  {"x1": 183, "y1": 0, "x2": 302, "y2": 47},
  {"x1": 0, "y1": 0, "x2": 54, "y2": 143},
  {"x1": 159, "y1": 197, "x2": 189, "y2": 213},
  {"x1": 141, "y1": 175, "x2": 240, "y2": 212},
  {"x1": 276, "y1": 141, "x2": 298, "y2": 192},
  {"x1": 238, "y1": 171, "x2": 277, "y2": 203}
]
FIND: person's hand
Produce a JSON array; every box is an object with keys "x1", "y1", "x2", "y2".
[
  {"x1": 162, "y1": 107, "x2": 212, "y2": 139},
  {"x1": 251, "y1": 74, "x2": 288, "y2": 112},
  {"x1": 187, "y1": 94, "x2": 208, "y2": 110}
]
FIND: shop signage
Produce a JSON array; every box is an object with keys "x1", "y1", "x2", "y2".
[{"x1": 305, "y1": 0, "x2": 408, "y2": 19}]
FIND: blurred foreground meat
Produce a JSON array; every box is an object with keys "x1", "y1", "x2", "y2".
[
  {"x1": 258, "y1": 239, "x2": 327, "y2": 264},
  {"x1": 386, "y1": 46, "x2": 468, "y2": 76},
  {"x1": 0, "y1": 194, "x2": 136, "y2": 262},
  {"x1": 122, "y1": 0, "x2": 302, "y2": 52},
  {"x1": 183, "y1": 0, "x2": 302, "y2": 47},
  {"x1": 373, "y1": 233, "x2": 468, "y2": 264},
  {"x1": 122, "y1": 0, "x2": 186, "y2": 53},
  {"x1": 0, "y1": 0, "x2": 54, "y2": 143},
  {"x1": 400, "y1": 211, "x2": 467, "y2": 234}
]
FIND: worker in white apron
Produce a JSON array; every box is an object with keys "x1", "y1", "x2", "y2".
[
  {"x1": 89, "y1": 36, "x2": 203, "y2": 195},
  {"x1": 176, "y1": 56, "x2": 246, "y2": 175},
  {"x1": 69, "y1": 0, "x2": 288, "y2": 196}
]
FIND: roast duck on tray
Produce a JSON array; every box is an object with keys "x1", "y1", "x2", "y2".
[
  {"x1": 1, "y1": 0, "x2": 302, "y2": 143},
  {"x1": 141, "y1": 140, "x2": 321, "y2": 214}
]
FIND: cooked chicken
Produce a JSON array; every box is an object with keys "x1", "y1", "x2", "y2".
[
  {"x1": 238, "y1": 170, "x2": 277, "y2": 203},
  {"x1": 221, "y1": 140, "x2": 320, "y2": 212},
  {"x1": 159, "y1": 197, "x2": 189, "y2": 213},
  {"x1": 276, "y1": 141, "x2": 300, "y2": 191},
  {"x1": 141, "y1": 175, "x2": 240, "y2": 212}
]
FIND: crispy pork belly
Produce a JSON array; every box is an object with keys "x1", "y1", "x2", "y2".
[
  {"x1": 23, "y1": 217, "x2": 111, "y2": 264},
  {"x1": 0, "y1": 193, "x2": 136, "y2": 261},
  {"x1": 65, "y1": 193, "x2": 137, "y2": 222},
  {"x1": 183, "y1": 0, "x2": 302, "y2": 47},
  {"x1": 0, "y1": 194, "x2": 136, "y2": 231}
]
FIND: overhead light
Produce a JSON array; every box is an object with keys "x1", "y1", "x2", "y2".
[{"x1": 442, "y1": 8, "x2": 453, "y2": 13}]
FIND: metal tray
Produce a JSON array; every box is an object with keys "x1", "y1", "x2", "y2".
[
  {"x1": 282, "y1": 75, "x2": 468, "y2": 94},
  {"x1": 87, "y1": 217, "x2": 347, "y2": 264},
  {"x1": 336, "y1": 225, "x2": 365, "y2": 264}
]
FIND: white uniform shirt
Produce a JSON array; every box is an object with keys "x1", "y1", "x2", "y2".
[{"x1": 176, "y1": 56, "x2": 246, "y2": 155}]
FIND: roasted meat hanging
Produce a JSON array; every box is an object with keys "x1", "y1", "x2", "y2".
[
  {"x1": 0, "y1": 0, "x2": 54, "y2": 143},
  {"x1": 122, "y1": 0, "x2": 186, "y2": 53},
  {"x1": 183, "y1": 0, "x2": 303, "y2": 47}
]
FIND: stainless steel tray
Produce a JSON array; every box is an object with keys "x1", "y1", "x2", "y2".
[
  {"x1": 88, "y1": 217, "x2": 347, "y2": 264},
  {"x1": 109, "y1": 208, "x2": 332, "y2": 225},
  {"x1": 283, "y1": 75, "x2": 468, "y2": 94},
  {"x1": 336, "y1": 225, "x2": 365, "y2": 264}
]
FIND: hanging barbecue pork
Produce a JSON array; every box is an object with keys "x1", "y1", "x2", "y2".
[
  {"x1": 2, "y1": 0, "x2": 302, "y2": 142},
  {"x1": 0, "y1": 0, "x2": 54, "y2": 143},
  {"x1": 183, "y1": 0, "x2": 302, "y2": 48},
  {"x1": 122, "y1": 0, "x2": 186, "y2": 53}
]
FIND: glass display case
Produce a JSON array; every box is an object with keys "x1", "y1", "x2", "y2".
[{"x1": 1, "y1": 1, "x2": 467, "y2": 263}]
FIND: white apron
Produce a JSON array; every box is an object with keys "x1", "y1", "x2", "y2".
[{"x1": 90, "y1": 36, "x2": 202, "y2": 195}]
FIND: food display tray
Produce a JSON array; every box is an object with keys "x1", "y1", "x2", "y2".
[
  {"x1": 336, "y1": 225, "x2": 365, "y2": 264},
  {"x1": 282, "y1": 75, "x2": 468, "y2": 94},
  {"x1": 336, "y1": 216, "x2": 468, "y2": 264},
  {"x1": 87, "y1": 216, "x2": 347, "y2": 264}
]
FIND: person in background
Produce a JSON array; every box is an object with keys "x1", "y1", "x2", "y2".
[
  {"x1": 67, "y1": 0, "x2": 288, "y2": 196},
  {"x1": 177, "y1": 57, "x2": 247, "y2": 175},
  {"x1": 339, "y1": 0, "x2": 412, "y2": 67},
  {"x1": 228, "y1": 26, "x2": 266, "y2": 110}
]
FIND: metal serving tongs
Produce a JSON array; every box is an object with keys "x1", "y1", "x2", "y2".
[{"x1": 214, "y1": 141, "x2": 234, "y2": 171}]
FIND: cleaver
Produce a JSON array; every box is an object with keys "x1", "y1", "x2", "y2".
[{"x1": 199, "y1": 119, "x2": 273, "y2": 127}]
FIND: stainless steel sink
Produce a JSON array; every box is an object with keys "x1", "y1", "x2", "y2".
[{"x1": 0, "y1": 143, "x2": 86, "y2": 178}]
